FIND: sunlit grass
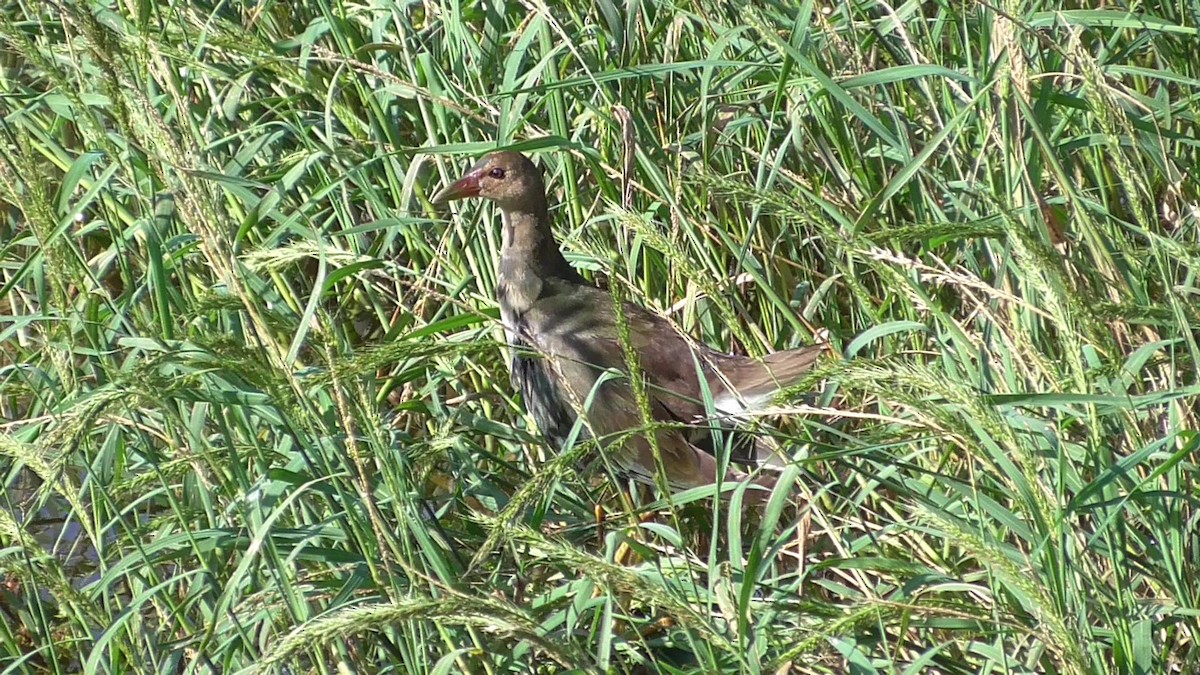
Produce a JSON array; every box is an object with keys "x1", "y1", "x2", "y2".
[{"x1": 2, "y1": 0, "x2": 1198, "y2": 672}]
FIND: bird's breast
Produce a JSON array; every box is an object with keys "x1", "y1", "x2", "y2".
[
  {"x1": 499, "y1": 303, "x2": 522, "y2": 353},
  {"x1": 507, "y1": 332, "x2": 580, "y2": 452},
  {"x1": 495, "y1": 288, "x2": 575, "y2": 450}
]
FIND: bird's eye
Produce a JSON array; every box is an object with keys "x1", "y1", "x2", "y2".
[{"x1": 489, "y1": 168, "x2": 506, "y2": 179}]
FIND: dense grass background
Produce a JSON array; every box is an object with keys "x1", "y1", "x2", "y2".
[{"x1": 3, "y1": 0, "x2": 1199, "y2": 672}]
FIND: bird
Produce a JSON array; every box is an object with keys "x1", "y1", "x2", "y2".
[{"x1": 432, "y1": 150, "x2": 826, "y2": 503}]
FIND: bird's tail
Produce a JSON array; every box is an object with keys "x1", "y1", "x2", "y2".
[{"x1": 710, "y1": 343, "x2": 828, "y2": 413}]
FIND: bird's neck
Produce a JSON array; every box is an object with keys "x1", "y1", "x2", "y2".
[{"x1": 498, "y1": 207, "x2": 579, "y2": 297}]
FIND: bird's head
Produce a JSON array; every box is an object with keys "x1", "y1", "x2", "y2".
[{"x1": 432, "y1": 151, "x2": 545, "y2": 212}]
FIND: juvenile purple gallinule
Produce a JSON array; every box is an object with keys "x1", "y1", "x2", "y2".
[{"x1": 433, "y1": 151, "x2": 825, "y2": 502}]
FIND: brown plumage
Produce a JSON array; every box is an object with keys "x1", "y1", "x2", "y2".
[{"x1": 433, "y1": 151, "x2": 826, "y2": 503}]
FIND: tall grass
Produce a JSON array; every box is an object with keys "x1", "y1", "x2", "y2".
[{"x1": 2, "y1": 0, "x2": 1198, "y2": 672}]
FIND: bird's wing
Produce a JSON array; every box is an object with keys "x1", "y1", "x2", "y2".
[
  {"x1": 529, "y1": 284, "x2": 713, "y2": 420},
  {"x1": 524, "y1": 280, "x2": 823, "y2": 484},
  {"x1": 542, "y1": 334, "x2": 763, "y2": 494}
]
